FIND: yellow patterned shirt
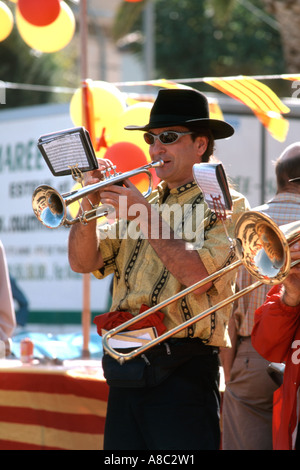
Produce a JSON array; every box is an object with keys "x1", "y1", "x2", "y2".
[{"x1": 93, "y1": 180, "x2": 249, "y2": 347}]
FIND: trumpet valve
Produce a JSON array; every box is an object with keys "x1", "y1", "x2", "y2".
[{"x1": 101, "y1": 165, "x2": 118, "y2": 179}]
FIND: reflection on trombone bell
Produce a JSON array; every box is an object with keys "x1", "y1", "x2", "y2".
[
  {"x1": 102, "y1": 211, "x2": 300, "y2": 364},
  {"x1": 32, "y1": 159, "x2": 164, "y2": 229}
]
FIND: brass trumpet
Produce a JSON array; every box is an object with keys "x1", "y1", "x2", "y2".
[
  {"x1": 32, "y1": 160, "x2": 164, "y2": 229},
  {"x1": 102, "y1": 211, "x2": 300, "y2": 363}
]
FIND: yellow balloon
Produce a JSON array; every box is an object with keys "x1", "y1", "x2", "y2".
[
  {"x1": 16, "y1": 1, "x2": 75, "y2": 52},
  {"x1": 0, "y1": 2, "x2": 13, "y2": 42},
  {"x1": 70, "y1": 81, "x2": 127, "y2": 144},
  {"x1": 110, "y1": 102, "x2": 153, "y2": 162}
]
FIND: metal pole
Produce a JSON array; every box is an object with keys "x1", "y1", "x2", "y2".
[
  {"x1": 80, "y1": 0, "x2": 88, "y2": 80},
  {"x1": 143, "y1": 0, "x2": 155, "y2": 79},
  {"x1": 260, "y1": 123, "x2": 266, "y2": 204},
  {"x1": 80, "y1": 0, "x2": 91, "y2": 358}
]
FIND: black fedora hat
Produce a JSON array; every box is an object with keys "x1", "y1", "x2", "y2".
[{"x1": 125, "y1": 88, "x2": 234, "y2": 140}]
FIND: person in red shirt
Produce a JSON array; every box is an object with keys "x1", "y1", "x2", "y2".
[{"x1": 252, "y1": 242, "x2": 300, "y2": 450}]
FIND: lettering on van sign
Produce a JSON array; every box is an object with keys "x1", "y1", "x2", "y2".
[{"x1": 0, "y1": 140, "x2": 44, "y2": 173}]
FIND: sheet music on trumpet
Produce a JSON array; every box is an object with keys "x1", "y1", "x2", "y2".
[
  {"x1": 37, "y1": 126, "x2": 98, "y2": 176},
  {"x1": 193, "y1": 162, "x2": 232, "y2": 219}
]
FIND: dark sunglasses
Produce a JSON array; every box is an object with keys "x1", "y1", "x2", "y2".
[{"x1": 143, "y1": 131, "x2": 194, "y2": 145}]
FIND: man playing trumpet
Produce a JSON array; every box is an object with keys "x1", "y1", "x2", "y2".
[{"x1": 68, "y1": 88, "x2": 248, "y2": 450}]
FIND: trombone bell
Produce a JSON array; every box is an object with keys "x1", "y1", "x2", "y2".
[{"x1": 235, "y1": 211, "x2": 300, "y2": 284}]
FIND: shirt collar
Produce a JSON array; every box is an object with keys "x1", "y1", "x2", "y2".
[{"x1": 157, "y1": 180, "x2": 198, "y2": 197}]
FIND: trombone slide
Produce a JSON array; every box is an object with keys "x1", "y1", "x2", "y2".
[{"x1": 102, "y1": 211, "x2": 300, "y2": 363}]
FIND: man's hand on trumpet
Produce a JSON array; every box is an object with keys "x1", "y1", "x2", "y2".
[
  {"x1": 99, "y1": 178, "x2": 148, "y2": 221},
  {"x1": 82, "y1": 157, "x2": 149, "y2": 221},
  {"x1": 81, "y1": 157, "x2": 115, "y2": 207}
]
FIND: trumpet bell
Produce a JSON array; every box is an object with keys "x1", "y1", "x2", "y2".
[
  {"x1": 32, "y1": 160, "x2": 164, "y2": 229},
  {"x1": 32, "y1": 185, "x2": 66, "y2": 229},
  {"x1": 235, "y1": 211, "x2": 300, "y2": 284}
]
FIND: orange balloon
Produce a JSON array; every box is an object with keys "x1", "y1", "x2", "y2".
[
  {"x1": 18, "y1": 0, "x2": 61, "y2": 27},
  {"x1": 16, "y1": 1, "x2": 75, "y2": 52},
  {"x1": 0, "y1": 2, "x2": 13, "y2": 42},
  {"x1": 110, "y1": 102, "x2": 153, "y2": 162},
  {"x1": 104, "y1": 141, "x2": 147, "y2": 171},
  {"x1": 104, "y1": 141, "x2": 160, "y2": 190}
]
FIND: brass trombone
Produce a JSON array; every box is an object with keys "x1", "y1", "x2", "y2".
[
  {"x1": 32, "y1": 159, "x2": 164, "y2": 229},
  {"x1": 102, "y1": 211, "x2": 300, "y2": 363}
]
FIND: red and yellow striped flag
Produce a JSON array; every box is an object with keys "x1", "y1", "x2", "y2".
[
  {"x1": 282, "y1": 74, "x2": 300, "y2": 81},
  {"x1": 0, "y1": 365, "x2": 109, "y2": 450},
  {"x1": 204, "y1": 76, "x2": 290, "y2": 141}
]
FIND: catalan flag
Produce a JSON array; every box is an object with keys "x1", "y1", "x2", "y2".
[
  {"x1": 148, "y1": 78, "x2": 191, "y2": 90},
  {"x1": 204, "y1": 76, "x2": 290, "y2": 142},
  {"x1": 0, "y1": 362, "x2": 109, "y2": 450},
  {"x1": 282, "y1": 74, "x2": 300, "y2": 81}
]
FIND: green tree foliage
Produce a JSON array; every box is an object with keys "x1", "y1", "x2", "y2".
[
  {"x1": 114, "y1": 0, "x2": 286, "y2": 93},
  {"x1": 157, "y1": 0, "x2": 283, "y2": 76}
]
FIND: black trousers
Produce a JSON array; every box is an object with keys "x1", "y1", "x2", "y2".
[{"x1": 103, "y1": 351, "x2": 220, "y2": 450}]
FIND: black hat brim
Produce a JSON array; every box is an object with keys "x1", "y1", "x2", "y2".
[{"x1": 124, "y1": 118, "x2": 234, "y2": 140}]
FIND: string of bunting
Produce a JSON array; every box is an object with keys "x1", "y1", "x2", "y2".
[
  {"x1": 1, "y1": 0, "x2": 299, "y2": 141},
  {"x1": 203, "y1": 76, "x2": 291, "y2": 142},
  {"x1": 2, "y1": 73, "x2": 300, "y2": 142},
  {"x1": 113, "y1": 74, "x2": 300, "y2": 142}
]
